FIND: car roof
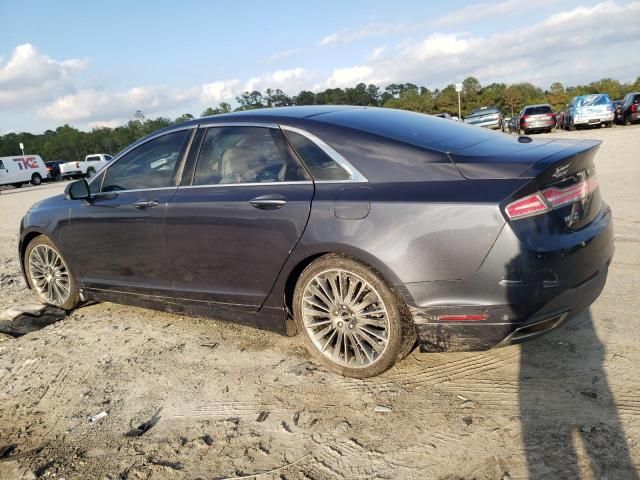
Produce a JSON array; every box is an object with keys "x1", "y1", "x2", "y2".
[{"x1": 524, "y1": 104, "x2": 552, "y2": 108}]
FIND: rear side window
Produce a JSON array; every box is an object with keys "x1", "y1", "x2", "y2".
[
  {"x1": 102, "y1": 129, "x2": 190, "y2": 192},
  {"x1": 284, "y1": 130, "x2": 350, "y2": 181},
  {"x1": 86, "y1": 156, "x2": 101, "y2": 162},
  {"x1": 0, "y1": 160, "x2": 5, "y2": 170},
  {"x1": 192, "y1": 126, "x2": 308, "y2": 185}
]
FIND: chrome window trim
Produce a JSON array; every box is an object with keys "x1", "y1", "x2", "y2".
[
  {"x1": 177, "y1": 181, "x2": 313, "y2": 190},
  {"x1": 279, "y1": 125, "x2": 368, "y2": 183},
  {"x1": 86, "y1": 124, "x2": 197, "y2": 191},
  {"x1": 96, "y1": 186, "x2": 178, "y2": 195},
  {"x1": 197, "y1": 121, "x2": 279, "y2": 129}
]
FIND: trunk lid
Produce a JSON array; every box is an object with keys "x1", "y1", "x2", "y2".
[{"x1": 449, "y1": 137, "x2": 602, "y2": 230}]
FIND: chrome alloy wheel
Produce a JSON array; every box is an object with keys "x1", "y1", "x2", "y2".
[
  {"x1": 28, "y1": 245, "x2": 71, "y2": 306},
  {"x1": 302, "y1": 269, "x2": 390, "y2": 368}
]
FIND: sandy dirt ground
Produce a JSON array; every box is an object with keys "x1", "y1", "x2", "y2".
[{"x1": 1, "y1": 126, "x2": 639, "y2": 480}]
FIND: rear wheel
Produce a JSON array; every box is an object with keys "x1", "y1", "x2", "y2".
[
  {"x1": 293, "y1": 254, "x2": 416, "y2": 378},
  {"x1": 24, "y1": 236, "x2": 79, "y2": 310},
  {"x1": 30, "y1": 173, "x2": 42, "y2": 186},
  {"x1": 624, "y1": 114, "x2": 631, "y2": 126}
]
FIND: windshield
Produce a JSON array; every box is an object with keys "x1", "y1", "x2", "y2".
[{"x1": 577, "y1": 94, "x2": 611, "y2": 107}]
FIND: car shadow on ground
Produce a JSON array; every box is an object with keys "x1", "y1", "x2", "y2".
[{"x1": 519, "y1": 309, "x2": 638, "y2": 478}]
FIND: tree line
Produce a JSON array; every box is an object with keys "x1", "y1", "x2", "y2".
[{"x1": 2, "y1": 76, "x2": 638, "y2": 162}]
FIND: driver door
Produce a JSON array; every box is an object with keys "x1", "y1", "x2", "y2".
[{"x1": 65, "y1": 127, "x2": 194, "y2": 295}]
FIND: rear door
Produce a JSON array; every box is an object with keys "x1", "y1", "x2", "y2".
[
  {"x1": 65, "y1": 127, "x2": 194, "y2": 294},
  {"x1": 165, "y1": 124, "x2": 314, "y2": 308}
]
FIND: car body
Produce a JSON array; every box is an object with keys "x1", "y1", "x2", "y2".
[
  {"x1": 616, "y1": 92, "x2": 640, "y2": 125},
  {"x1": 19, "y1": 106, "x2": 613, "y2": 376},
  {"x1": 564, "y1": 94, "x2": 614, "y2": 129},
  {"x1": 0, "y1": 155, "x2": 48, "y2": 187},
  {"x1": 612, "y1": 100, "x2": 623, "y2": 123},
  {"x1": 60, "y1": 153, "x2": 113, "y2": 179},
  {"x1": 45, "y1": 161, "x2": 65, "y2": 181},
  {"x1": 518, "y1": 104, "x2": 557, "y2": 134},
  {"x1": 463, "y1": 106, "x2": 503, "y2": 129}
]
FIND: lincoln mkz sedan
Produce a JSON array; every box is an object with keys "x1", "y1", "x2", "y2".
[{"x1": 19, "y1": 106, "x2": 614, "y2": 377}]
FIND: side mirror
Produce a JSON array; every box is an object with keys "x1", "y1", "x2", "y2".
[{"x1": 65, "y1": 179, "x2": 91, "y2": 200}]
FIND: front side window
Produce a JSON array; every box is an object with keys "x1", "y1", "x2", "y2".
[
  {"x1": 102, "y1": 129, "x2": 191, "y2": 192},
  {"x1": 192, "y1": 126, "x2": 308, "y2": 185},
  {"x1": 284, "y1": 130, "x2": 350, "y2": 181}
]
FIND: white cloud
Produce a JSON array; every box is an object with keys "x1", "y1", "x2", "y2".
[
  {"x1": 200, "y1": 80, "x2": 242, "y2": 103},
  {"x1": 358, "y1": 1, "x2": 640, "y2": 88},
  {"x1": 38, "y1": 85, "x2": 199, "y2": 122},
  {"x1": 244, "y1": 67, "x2": 317, "y2": 93},
  {"x1": 0, "y1": 43, "x2": 87, "y2": 107},
  {"x1": 327, "y1": 66, "x2": 375, "y2": 88},
  {"x1": 319, "y1": 22, "x2": 415, "y2": 47},
  {"x1": 368, "y1": 46, "x2": 387, "y2": 61},
  {"x1": 431, "y1": 0, "x2": 542, "y2": 27},
  {"x1": 265, "y1": 48, "x2": 303, "y2": 64}
]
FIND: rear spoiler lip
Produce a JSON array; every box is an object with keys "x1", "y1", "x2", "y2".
[{"x1": 518, "y1": 139, "x2": 601, "y2": 179}]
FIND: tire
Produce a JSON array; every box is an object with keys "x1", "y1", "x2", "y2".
[
  {"x1": 624, "y1": 114, "x2": 631, "y2": 126},
  {"x1": 30, "y1": 173, "x2": 42, "y2": 186},
  {"x1": 24, "y1": 236, "x2": 80, "y2": 310},
  {"x1": 86, "y1": 167, "x2": 96, "y2": 178},
  {"x1": 293, "y1": 254, "x2": 416, "y2": 378}
]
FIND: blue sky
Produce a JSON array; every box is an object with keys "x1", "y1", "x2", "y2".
[{"x1": 1, "y1": 0, "x2": 638, "y2": 133}]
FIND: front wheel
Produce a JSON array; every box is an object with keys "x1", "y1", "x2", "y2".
[
  {"x1": 293, "y1": 254, "x2": 416, "y2": 378},
  {"x1": 25, "y1": 236, "x2": 80, "y2": 310},
  {"x1": 31, "y1": 173, "x2": 42, "y2": 186}
]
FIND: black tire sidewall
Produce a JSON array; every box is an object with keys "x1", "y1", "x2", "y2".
[
  {"x1": 24, "y1": 236, "x2": 79, "y2": 310},
  {"x1": 292, "y1": 253, "x2": 412, "y2": 378},
  {"x1": 31, "y1": 173, "x2": 42, "y2": 186}
]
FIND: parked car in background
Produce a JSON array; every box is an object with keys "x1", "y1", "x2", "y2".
[
  {"x1": 0, "y1": 155, "x2": 48, "y2": 188},
  {"x1": 463, "y1": 106, "x2": 503, "y2": 129},
  {"x1": 563, "y1": 94, "x2": 614, "y2": 130},
  {"x1": 612, "y1": 100, "x2": 623, "y2": 123},
  {"x1": 45, "y1": 161, "x2": 65, "y2": 181},
  {"x1": 60, "y1": 154, "x2": 113, "y2": 180},
  {"x1": 617, "y1": 92, "x2": 640, "y2": 125},
  {"x1": 501, "y1": 116, "x2": 512, "y2": 132},
  {"x1": 518, "y1": 104, "x2": 557, "y2": 134},
  {"x1": 19, "y1": 106, "x2": 613, "y2": 378}
]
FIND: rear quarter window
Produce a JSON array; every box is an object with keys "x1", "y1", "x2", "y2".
[{"x1": 284, "y1": 130, "x2": 350, "y2": 181}]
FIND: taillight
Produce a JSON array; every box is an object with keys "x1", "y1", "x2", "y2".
[
  {"x1": 506, "y1": 176, "x2": 598, "y2": 220},
  {"x1": 632, "y1": 104, "x2": 637, "y2": 113},
  {"x1": 541, "y1": 176, "x2": 598, "y2": 208},
  {"x1": 520, "y1": 116, "x2": 528, "y2": 124},
  {"x1": 505, "y1": 193, "x2": 550, "y2": 219}
]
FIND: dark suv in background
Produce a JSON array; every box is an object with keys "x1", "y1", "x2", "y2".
[
  {"x1": 518, "y1": 104, "x2": 557, "y2": 134},
  {"x1": 617, "y1": 92, "x2": 640, "y2": 125}
]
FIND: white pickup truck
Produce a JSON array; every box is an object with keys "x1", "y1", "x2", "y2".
[{"x1": 60, "y1": 154, "x2": 113, "y2": 179}]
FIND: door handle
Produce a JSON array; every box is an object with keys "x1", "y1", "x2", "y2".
[
  {"x1": 249, "y1": 194, "x2": 287, "y2": 210},
  {"x1": 132, "y1": 199, "x2": 159, "y2": 209}
]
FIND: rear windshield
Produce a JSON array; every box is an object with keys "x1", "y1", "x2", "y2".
[
  {"x1": 577, "y1": 94, "x2": 611, "y2": 106},
  {"x1": 524, "y1": 106, "x2": 553, "y2": 115}
]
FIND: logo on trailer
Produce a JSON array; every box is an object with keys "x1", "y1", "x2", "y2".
[{"x1": 13, "y1": 157, "x2": 38, "y2": 170}]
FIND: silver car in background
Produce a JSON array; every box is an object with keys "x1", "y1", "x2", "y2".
[{"x1": 464, "y1": 106, "x2": 503, "y2": 129}]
